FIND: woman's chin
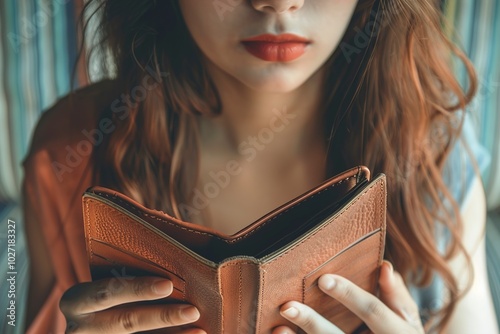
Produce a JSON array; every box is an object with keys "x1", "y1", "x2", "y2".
[
  {"x1": 233, "y1": 62, "x2": 323, "y2": 94},
  {"x1": 241, "y1": 76, "x2": 308, "y2": 94}
]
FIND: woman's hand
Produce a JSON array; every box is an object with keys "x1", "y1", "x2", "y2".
[
  {"x1": 273, "y1": 261, "x2": 424, "y2": 334},
  {"x1": 59, "y1": 276, "x2": 205, "y2": 334}
]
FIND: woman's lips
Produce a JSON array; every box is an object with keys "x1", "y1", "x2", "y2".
[{"x1": 241, "y1": 34, "x2": 311, "y2": 62}]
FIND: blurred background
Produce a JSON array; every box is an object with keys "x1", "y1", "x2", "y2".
[{"x1": 0, "y1": 1, "x2": 499, "y2": 333}]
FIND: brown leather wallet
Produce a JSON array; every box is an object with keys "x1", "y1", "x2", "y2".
[{"x1": 82, "y1": 166, "x2": 386, "y2": 334}]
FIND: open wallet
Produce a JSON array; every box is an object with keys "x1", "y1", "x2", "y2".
[{"x1": 82, "y1": 166, "x2": 387, "y2": 334}]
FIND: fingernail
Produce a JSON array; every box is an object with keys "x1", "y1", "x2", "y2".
[
  {"x1": 320, "y1": 275, "x2": 336, "y2": 291},
  {"x1": 152, "y1": 279, "x2": 172, "y2": 295},
  {"x1": 282, "y1": 306, "x2": 299, "y2": 318},
  {"x1": 180, "y1": 305, "x2": 200, "y2": 321},
  {"x1": 385, "y1": 261, "x2": 395, "y2": 283},
  {"x1": 386, "y1": 261, "x2": 394, "y2": 274}
]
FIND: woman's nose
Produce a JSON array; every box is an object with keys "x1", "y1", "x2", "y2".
[{"x1": 250, "y1": 0, "x2": 305, "y2": 14}]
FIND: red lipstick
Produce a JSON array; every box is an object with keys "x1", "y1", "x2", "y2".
[{"x1": 241, "y1": 34, "x2": 311, "y2": 62}]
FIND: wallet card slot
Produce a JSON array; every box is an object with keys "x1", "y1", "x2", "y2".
[
  {"x1": 301, "y1": 230, "x2": 382, "y2": 333},
  {"x1": 90, "y1": 238, "x2": 186, "y2": 300},
  {"x1": 302, "y1": 228, "x2": 381, "y2": 292}
]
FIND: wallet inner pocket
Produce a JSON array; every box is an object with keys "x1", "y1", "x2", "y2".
[{"x1": 89, "y1": 238, "x2": 186, "y2": 301}]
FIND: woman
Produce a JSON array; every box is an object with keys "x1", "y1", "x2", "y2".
[{"x1": 22, "y1": 0, "x2": 498, "y2": 333}]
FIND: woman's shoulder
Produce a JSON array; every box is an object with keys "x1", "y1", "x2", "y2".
[
  {"x1": 25, "y1": 79, "x2": 119, "y2": 156},
  {"x1": 22, "y1": 79, "x2": 120, "y2": 170}
]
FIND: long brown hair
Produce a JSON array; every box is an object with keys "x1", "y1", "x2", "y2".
[{"x1": 79, "y1": 0, "x2": 478, "y2": 332}]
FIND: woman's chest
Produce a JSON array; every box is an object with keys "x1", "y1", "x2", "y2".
[{"x1": 190, "y1": 160, "x2": 326, "y2": 235}]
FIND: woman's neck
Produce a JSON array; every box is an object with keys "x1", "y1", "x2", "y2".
[{"x1": 198, "y1": 59, "x2": 328, "y2": 163}]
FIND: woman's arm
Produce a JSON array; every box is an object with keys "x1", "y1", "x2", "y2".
[
  {"x1": 23, "y1": 184, "x2": 56, "y2": 330},
  {"x1": 21, "y1": 151, "x2": 58, "y2": 333},
  {"x1": 446, "y1": 175, "x2": 499, "y2": 333}
]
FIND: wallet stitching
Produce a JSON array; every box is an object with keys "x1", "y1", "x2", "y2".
[
  {"x1": 263, "y1": 179, "x2": 380, "y2": 266},
  {"x1": 220, "y1": 260, "x2": 255, "y2": 268},
  {"x1": 238, "y1": 263, "x2": 242, "y2": 331},
  {"x1": 219, "y1": 259, "x2": 254, "y2": 331},
  {"x1": 85, "y1": 198, "x2": 94, "y2": 263},
  {"x1": 93, "y1": 174, "x2": 358, "y2": 244},
  {"x1": 377, "y1": 179, "x2": 385, "y2": 264},
  {"x1": 258, "y1": 266, "x2": 265, "y2": 332}
]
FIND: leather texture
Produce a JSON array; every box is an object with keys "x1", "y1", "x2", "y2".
[{"x1": 82, "y1": 166, "x2": 387, "y2": 333}]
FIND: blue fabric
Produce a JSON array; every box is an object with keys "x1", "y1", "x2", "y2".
[
  {"x1": 486, "y1": 212, "x2": 500, "y2": 329},
  {"x1": 409, "y1": 111, "x2": 491, "y2": 329},
  {"x1": 444, "y1": 0, "x2": 500, "y2": 210},
  {"x1": 0, "y1": 0, "x2": 81, "y2": 201},
  {"x1": 444, "y1": 0, "x2": 500, "y2": 327},
  {"x1": 443, "y1": 112, "x2": 492, "y2": 207},
  {"x1": 0, "y1": 1, "x2": 82, "y2": 332}
]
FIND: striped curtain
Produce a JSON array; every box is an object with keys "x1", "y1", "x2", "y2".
[
  {"x1": 0, "y1": 0, "x2": 86, "y2": 201},
  {"x1": 444, "y1": 0, "x2": 500, "y2": 211},
  {"x1": 0, "y1": 1, "x2": 85, "y2": 333},
  {"x1": 444, "y1": 0, "x2": 500, "y2": 325}
]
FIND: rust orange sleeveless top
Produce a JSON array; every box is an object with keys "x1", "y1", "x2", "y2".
[{"x1": 22, "y1": 80, "x2": 119, "y2": 333}]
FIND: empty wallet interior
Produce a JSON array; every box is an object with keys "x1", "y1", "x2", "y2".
[{"x1": 85, "y1": 168, "x2": 371, "y2": 263}]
